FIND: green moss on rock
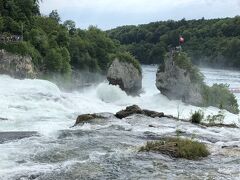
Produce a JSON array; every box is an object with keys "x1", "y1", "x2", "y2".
[
  {"x1": 140, "y1": 137, "x2": 210, "y2": 160},
  {"x1": 110, "y1": 52, "x2": 142, "y2": 74},
  {"x1": 170, "y1": 51, "x2": 239, "y2": 114},
  {"x1": 201, "y1": 84, "x2": 239, "y2": 114},
  {"x1": 173, "y1": 52, "x2": 204, "y2": 84}
]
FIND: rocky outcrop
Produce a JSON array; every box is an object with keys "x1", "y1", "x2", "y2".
[
  {"x1": 156, "y1": 52, "x2": 203, "y2": 106},
  {"x1": 0, "y1": 49, "x2": 36, "y2": 78},
  {"x1": 74, "y1": 114, "x2": 105, "y2": 126},
  {"x1": 74, "y1": 105, "x2": 165, "y2": 126},
  {"x1": 115, "y1": 105, "x2": 164, "y2": 119},
  {"x1": 107, "y1": 59, "x2": 142, "y2": 95}
]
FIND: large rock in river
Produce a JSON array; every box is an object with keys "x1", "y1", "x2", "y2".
[
  {"x1": 156, "y1": 52, "x2": 203, "y2": 106},
  {"x1": 107, "y1": 58, "x2": 142, "y2": 95},
  {"x1": 115, "y1": 105, "x2": 165, "y2": 119},
  {"x1": 0, "y1": 49, "x2": 36, "y2": 78}
]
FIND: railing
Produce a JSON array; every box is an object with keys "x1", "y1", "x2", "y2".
[
  {"x1": 0, "y1": 34, "x2": 22, "y2": 43},
  {"x1": 229, "y1": 88, "x2": 240, "y2": 93}
]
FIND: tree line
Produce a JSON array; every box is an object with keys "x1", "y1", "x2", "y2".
[
  {"x1": 107, "y1": 17, "x2": 240, "y2": 68},
  {"x1": 1, "y1": 0, "x2": 239, "y2": 75},
  {"x1": 0, "y1": 0, "x2": 128, "y2": 77}
]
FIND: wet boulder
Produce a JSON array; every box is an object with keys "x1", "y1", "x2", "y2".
[
  {"x1": 156, "y1": 52, "x2": 203, "y2": 106},
  {"x1": 115, "y1": 105, "x2": 164, "y2": 119},
  {"x1": 107, "y1": 53, "x2": 142, "y2": 95},
  {"x1": 74, "y1": 114, "x2": 105, "y2": 126},
  {"x1": 143, "y1": 109, "x2": 164, "y2": 118},
  {"x1": 115, "y1": 105, "x2": 143, "y2": 119}
]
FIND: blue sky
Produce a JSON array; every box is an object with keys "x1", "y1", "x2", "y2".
[{"x1": 40, "y1": 0, "x2": 240, "y2": 30}]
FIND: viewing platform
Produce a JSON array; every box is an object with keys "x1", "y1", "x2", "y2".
[
  {"x1": 0, "y1": 34, "x2": 22, "y2": 43},
  {"x1": 229, "y1": 88, "x2": 240, "y2": 93}
]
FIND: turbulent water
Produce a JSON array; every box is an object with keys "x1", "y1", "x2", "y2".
[{"x1": 0, "y1": 66, "x2": 239, "y2": 179}]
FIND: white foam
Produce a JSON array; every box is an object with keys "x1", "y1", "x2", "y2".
[
  {"x1": 0, "y1": 67, "x2": 240, "y2": 177},
  {"x1": 0, "y1": 66, "x2": 240, "y2": 135}
]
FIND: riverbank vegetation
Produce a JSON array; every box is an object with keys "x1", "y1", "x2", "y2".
[
  {"x1": 202, "y1": 84, "x2": 239, "y2": 114},
  {"x1": 140, "y1": 137, "x2": 210, "y2": 160},
  {"x1": 0, "y1": 0, "x2": 134, "y2": 77},
  {"x1": 110, "y1": 52, "x2": 142, "y2": 73},
  {"x1": 108, "y1": 17, "x2": 240, "y2": 69},
  {"x1": 191, "y1": 110, "x2": 238, "y2": 128}
]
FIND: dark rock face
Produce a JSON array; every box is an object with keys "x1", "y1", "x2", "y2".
[
  {"x1": 107, "y1": 59, "x2": 142, "y2": 95},
  {"x1": 143, "y1": 109, "x2": 165, "y2": 118},
  {"x1": 0, "y1": 49, "x2": 36, "y2": 79},
  {"x1": 115, "y1": 105, "x2": 142, "y2": 119},
  {"x1": 0, "y1": 117, "x2": 8, "y2": 121},
  {"x1": 156, "y1": 53, "x2": 203, "y2": 106},
  {"x1": 115, "y1": 105, "x2": 164, "y2": 119},
  {"x1": 74, "y1": 114, "x2": 105, "y2": 126}
]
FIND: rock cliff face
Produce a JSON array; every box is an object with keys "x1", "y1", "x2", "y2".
[
  {"x1": 0, "y1": 49, "x2": 36, "y2": 78},
  {"x1": 156, "y1": 52, "x2": 203, "y2": 106},
  {"x1": 107, "y1": 59, "x2": 142, "y2": 95}
]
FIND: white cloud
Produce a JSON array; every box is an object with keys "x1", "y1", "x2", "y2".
[
  {"x1": 41, "y1": 0, "x2": 193, "y2": 13},
  {"x1": 40, "y1": 0, "x2": 240, "y2": 29}
]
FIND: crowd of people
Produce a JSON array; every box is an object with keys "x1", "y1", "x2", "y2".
[{"x1": 0, "y1": 34, "x2": 22, "y2": 43}]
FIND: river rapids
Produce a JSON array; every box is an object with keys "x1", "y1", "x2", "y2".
[{"x1": 0, "y1": 66, "x2": 239, "y2": 179}]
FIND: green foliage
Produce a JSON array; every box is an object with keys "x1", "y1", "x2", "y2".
[
  {"x1": 0, "y1": 1, "x2": 130, "y2": 77},
  {"x1": 201, "y1": 84, "x2": 239, "y2": 114},
  {"x1": 63, "y1": 20, "x2": 76, "y2": 34},
  {"x1": 44, "y1": 48, "x2": 62, "y2": 72},
  {"x1": 173, "y1": 52, "x2": 204, "y2": 83},
  {"x1": 33, "y1": 16, "x2": 60, "y2": 34},
  {"x1": 85, "y1": 26, "x2": 117, "y2": 72},
  {"x1": 140, "y1": 137, "x2": 210, "y2": 160},
  {"x1": 108, "y1": 16, "x2": 240, "y2": 69},
  {"x1": 28, "y1": 28, "x2": 49, "y2": 55},
  {"x1": 206, "y1": 111, "x2": 225, "y2": 125},
  {"x1": 110, "y1": 52, "x2": 142, "y2": 74},
  {"x1": 0, "y1": 16, "x2": 4, "y2": 31},
  {"x1": 0, "y1": 41, "x2": 41, "y2": 66},
  {"x1": 68, "y1": 27, "x2": 118, "y2": 73},
  {"x1": 49, "y1": 10, "x2": 61, "y2": 23},
  {"x1": 173, "y1": 52, "x2": 192, "y2": 70},
  {"x1": 191, "y1": 110, "x2": 204, "y2": 124},
  {"x1": 60, "y1": 47, "x2": 71, "y2": 74},
  {"x1": 44, "y1": 47, "x2": 71, "y2": 74}
]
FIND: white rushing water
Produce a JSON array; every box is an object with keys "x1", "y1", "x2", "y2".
[
  {"x1": 0, "y1": 66, "x2": 239, "y2": 179},
  {"x1": 0, "y1": 66, "x2": 238, "y2": 134}
]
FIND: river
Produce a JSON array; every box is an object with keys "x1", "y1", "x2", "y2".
[{"x1": 0, "y1": 66, "x2": 239, "y2": 179}]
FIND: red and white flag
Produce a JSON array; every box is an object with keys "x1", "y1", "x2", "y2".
[{"x1": 179, "y1": 36, "x2": 184, "y2": 44}]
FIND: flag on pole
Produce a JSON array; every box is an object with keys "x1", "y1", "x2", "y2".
[{"x1": 179, "y1": 36, "x2": 184, "y2": 44}]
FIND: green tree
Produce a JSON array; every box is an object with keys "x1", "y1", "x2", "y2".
[
  {"x1": 28, "y1": 28, "x2": 49, "y2": 55},
  {"x1": 63, "y1": 20, "x2": 76, "y2": 34},
  {"x1": 44, "y1": 48, "x2": 62, "y2": 72},
  {"x1": 56, "y1": 29, "x2": 70, "y2": 47},
  {"x1": 60, "y1": 47, "x2": 71, "y2": 74},
  {"x1": 49, "y1": 10, "x2": 60, "y2": 23},
  {"x1": 0, "y1": 16, "x2": 3, "y2": 31}
]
